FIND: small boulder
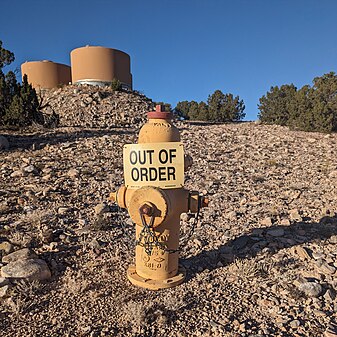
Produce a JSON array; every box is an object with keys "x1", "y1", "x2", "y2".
[
  {"x1": 289, "y1": 209, "x2": 302, "y2": 221},
  {"x1": 2, "y1": 248, "x2": 38, "y2": 264},
  {"x1": 180, "y1": 213, "x2": 190, "y2": 222},
  {"x1": 298, "y1": 281, "x2": 322, "y2": 298},
  {"x1": 22, "y1": 165, "x2": 38, "y2": 174},
  {"x1": 94, "y1": 202, "x2": 109, "y2": 215},
  {"x1": 0, "y1": 285, "x2": 10, "y2": 298},
  {"x1": 267, "y1": 228, "x2": 285, "y2": 237},
  {"x1": 67, "y1": 168, "x2": 79, "y2": 178},
  {"x1": 0, "y1": 241, "x2": 14, "y2": 254},
  {"x1": 0, "y1": 277, "x2": 9, "y2": 287},
  {"x1": 1, "y1": 258, "x2": 51, "y2": 281},
  {"x1": 10, "y1": 170, "x2": 24, "y2": 178},
  {"x1": 260, "y1": 217, "x2": 273, "y2": 226},
  {"x1": 58, "y1": 207, "x2": 71, "y2": 214},
  {"x1": 291, "y1": 246, "x2": 311, "y2": 260}
]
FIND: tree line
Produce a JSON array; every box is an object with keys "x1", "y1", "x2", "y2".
[
  {"x1": 174, "y1": 90, "x2": 246, "y2": 122},
  {"x1": 258, "y1": 72, "x2": 337, "y2": 132},
  {"x1": 3, "y1": 39, "x2": 337, "y2": 132}
]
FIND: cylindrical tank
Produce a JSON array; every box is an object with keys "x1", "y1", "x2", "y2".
[
  {"x1": 21, "y1": 61, "x2": 71, "y2": 90},
  {"x1": 70, "y1": 46, "x2": 132, "y2": 89}
]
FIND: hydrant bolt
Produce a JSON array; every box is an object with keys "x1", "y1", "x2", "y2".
[
  {"x1": 139, "y1": 203, "x2": 153, "y2": 216},
  {"x1": 202, "y1": 197, "x2": 209, "y2": 208}
]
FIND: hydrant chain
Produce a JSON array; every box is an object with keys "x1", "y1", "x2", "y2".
[
  {"x1": 180, "y1": 193, "x2": 202, "y2": 247},
  {"x1": 136, "y1": 212, "x2": 179, "y2": 255}
]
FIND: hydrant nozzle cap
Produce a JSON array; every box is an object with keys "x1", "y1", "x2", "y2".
[{"x1": 148, "y1": 104, "x2": 173, "y2": 120}]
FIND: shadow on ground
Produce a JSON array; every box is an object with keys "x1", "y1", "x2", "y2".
[
  {"x1": 3, "y1": 127, "x2": 135, "y2": 151},
  {"x1": 182, "y1": 215, "x2": 337, "y2": 280},
  {"x1": 185, "y1": 120, "x2": 250, "y2": 126}
]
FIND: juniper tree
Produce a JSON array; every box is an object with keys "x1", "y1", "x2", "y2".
[
  {"x1": 259, "y1": 73, "x2": 337, "y2": 132},
  {"x1": 198, "y1": 101, "x2": 209, "y2": 121},
  {"x1": 175, "y1": 101, "x2": 190, "y2": 119},
  {"x1": 258, "y1": 84, "x2": 297, "y2": 126},
  {"x1": 0, "y1": 40, "x2": 40, "y2": 126},
  {"x1": 207, "y1": 90, "x2": 245, "y2": 122}
]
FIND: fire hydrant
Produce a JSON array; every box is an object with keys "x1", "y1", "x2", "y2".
[{"x1": 110, "y1": 105, "x2": 208, "y2": 290}]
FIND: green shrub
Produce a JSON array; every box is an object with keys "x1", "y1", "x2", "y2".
[
  {"x1": 258, "y1": 72, "x2": 337, "y2": 133},
  {"x1": 110, "y1": 78, "x2": 122, "y2": 91},
  {"x1": 174, "y1": 90, "x2": 245, "y2": 122},
  {"x1": 258, "y1": 84, "x2": 297, "y2": 126}
]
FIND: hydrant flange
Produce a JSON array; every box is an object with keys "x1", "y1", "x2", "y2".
[{"x1": 127, "y1": 265, "x2": 186, "y2": 290}]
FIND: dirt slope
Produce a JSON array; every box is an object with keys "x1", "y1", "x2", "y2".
[{"x1": 1, "y1": 122, "x2": 337, "y2": 337}]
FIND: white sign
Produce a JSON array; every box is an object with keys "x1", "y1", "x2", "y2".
[{"x1": 123, "y1": 142, "x2": 184, "y2": 189}]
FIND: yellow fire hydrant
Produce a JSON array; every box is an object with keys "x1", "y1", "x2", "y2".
[{"x1": 110, "y1": 105, "x2": 208, "y2": 290}]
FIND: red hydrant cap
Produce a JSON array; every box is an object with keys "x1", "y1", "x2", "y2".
[{"x1": 148, "y1": 105, "x2": 173, "y2": 120}]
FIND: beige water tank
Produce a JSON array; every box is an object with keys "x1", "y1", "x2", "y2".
[
  {"x1": 70, "y1": 46, "x2": 132, "y2": 89},
  {"x1": 21, "y1": 61, "x2": 71, "y2": 90}
]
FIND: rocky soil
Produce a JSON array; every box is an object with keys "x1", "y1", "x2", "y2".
[
  {"x1": 1, "y1": 121, "x2": 337, "y2": 337},
  {"x1": 40, "y1": 85, "x2": 154, "y2": 128}
]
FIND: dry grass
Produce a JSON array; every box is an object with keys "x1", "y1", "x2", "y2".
[
  {"x1": 228, "y1": 257, "x2": 275, "y2": 280},
  {"x1": 21, "y1": 209, "x2": 53, "y2": 230},
  {"x1": 121, "y1": 300, "x2": 146, "y2": 333},
  {"x1": 5, "y1": 280, "x2": 44, "y2": 316},
  {"x1": 64, "y1": 275, "x2": 90, "y2": 295}
]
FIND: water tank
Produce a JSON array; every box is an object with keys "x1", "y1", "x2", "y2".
[
  {"x1": 70, "y1": 46, "x2": 132, "y2": 89},
  {"x1": 21, "y1": 61, "x2": 71, "y2": 90}
]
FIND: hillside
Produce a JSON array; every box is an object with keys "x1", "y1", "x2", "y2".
[
  {"x1": 40, "y1": 85, "x2": 154, "y2": 128},
  {"x1": 1, "y1": 118, "x2": 337, "y2": 336}
]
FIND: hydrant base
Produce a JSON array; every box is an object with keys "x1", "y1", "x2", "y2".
[{"x1": 127, "y1": 265, "x2": 186, "y2": 290}]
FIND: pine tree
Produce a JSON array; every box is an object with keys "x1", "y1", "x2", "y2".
[
  {"x1": 223, "y1": 93, "x2": 245, "y2": 121},
  {"x1": 3, "y1": 95, "x2": 25, "y2": 126},
  {"x1": 207, "y1": 90, "x2": 245, "y2": 122},
  {"x1": 0, "y1": 41, "x2": 41, "y2": 126},
  {"x1": 0, "y1": 41, "x2": 14, "y2": 69},
  {"x1": 207, "y1": 90, "x2": 225, "y2": 121},
  {"x1": 288, "y1": 85, "x2": 312, "y2": 131},
  {"x1": 259, "y1": 73, "x2": 337, "y2": 132},
  {"x1": 188, "y1": 101, "x2": 199, "y2": 120},
  {"x1": 198, "y1": 101, "x2": 209, "y2": 120},
  {"x1": 310, "y1": 72, "x2": 337, "y2": 132},
  {"x1": 175, "y1": 101, "x2": 190, "y2": 119},
  {"x1": 258, "y1": 84, "x2": 297, "y2": 125}
]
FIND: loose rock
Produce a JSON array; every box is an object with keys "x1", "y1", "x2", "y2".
[
  {"x1": 1, "y1": 259, "x2": 51, "y2": 281},
  {"x1": 0, "y1": 241, "x2": 14, "y2": 254},
  {"x1": 2, "y1": 248, "x2": 38, "y2": 264},
  {"x1": 298, "y1": 282, "x2": 322, "y2": 297}
]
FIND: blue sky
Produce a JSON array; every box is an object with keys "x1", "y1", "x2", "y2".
[{"x1": 2, "y1": 0, "x2": 337, "y2": 120}]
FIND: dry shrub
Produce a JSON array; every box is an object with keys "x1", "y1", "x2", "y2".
[
  {"x1": 64, "y1": 275, "x2": 90, "y2": 295},
  {"x1": 228, "y1": 257, "x2": 275, "y2": 280},
  {"x1": 6, "y1": 279, "x2": 44, "y2": 316},
  {"x1": 121, "y1": 300, "x2": 146, "y2": 333},
  {"x1": 22, "y1": 209, "x2": 53, "y2": 230}
]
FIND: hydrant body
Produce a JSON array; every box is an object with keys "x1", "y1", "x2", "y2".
[{"x1": 111, "y1": 106, "x2": 207, "y2": 290}]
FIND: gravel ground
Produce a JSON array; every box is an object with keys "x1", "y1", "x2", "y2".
[{"x1": 1, "y1": 122, "x2": 337, "y2": 337}]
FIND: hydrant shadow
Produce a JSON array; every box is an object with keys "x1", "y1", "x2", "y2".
[{"x1": 182, "y1": 216, "x2": 337, "y2": 281}]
